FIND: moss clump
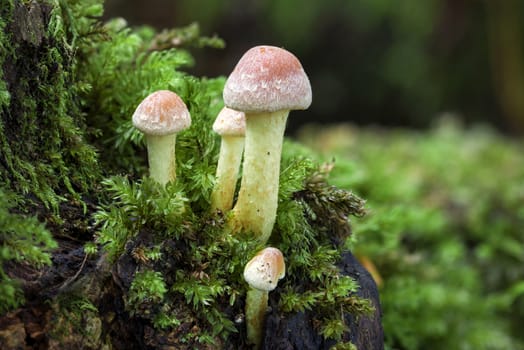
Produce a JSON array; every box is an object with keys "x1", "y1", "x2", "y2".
[
  {"x1": 0, "y1": 0, "x2": 101, "y2": 211},
  {"x1": 0, "y1": 0, "x2": 110, "y2": 315},
  {"x1": 0, "y1": 187, "x2": 57, "y2": 312}
]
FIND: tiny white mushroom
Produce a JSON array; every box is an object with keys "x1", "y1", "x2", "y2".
[
  {"x1": 210, "y1": 106, "x2": 246, "y2": 213},
  {"x1": 243, "y1": 247, "x2": 286, "y2": 348},
  {"x1": 224, "y1": 45, "x2": 312, "y2": 243},
  {"x1": 132, "y1": 90, "x2": 191, "y2": 185}
]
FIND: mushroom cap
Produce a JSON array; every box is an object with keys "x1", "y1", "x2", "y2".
[
  {"x1": 223, "y1": 45, "x2": 312, "y2": 113},
  {"x1": 212, "y1": 106, "x2": 246, "y2": 136},
  {"x1": 244, "y1": 247, "x2": 285, "y2": 291},
  {"x1": 132, "y1": 90, "x2": 191, "y2": 136}
]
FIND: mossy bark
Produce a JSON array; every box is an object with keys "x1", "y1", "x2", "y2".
[{"x1": 0, "y1": 0, "x2": 99, "y2": 211}]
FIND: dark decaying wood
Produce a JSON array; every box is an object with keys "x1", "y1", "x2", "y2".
[
  {"x1": 0, "y1": 233, "x2": 383, "y2": 349},
  {"x1": 262, "y1": 251, "x2": 383, "y2": 350}
]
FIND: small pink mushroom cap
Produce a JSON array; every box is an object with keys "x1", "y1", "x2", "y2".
[
  {"x1": 223, "y1": 45, "x2": 312, "y2": 113},
  {"x1": 244, "y1": 247, "x2": 286, "y2": 291},
  {"x1": 213, "y1": 106, "x2": 246, "y2": 136},
  {"x1": 132, "y1": 90, "x2": 191, "y2": 136}
]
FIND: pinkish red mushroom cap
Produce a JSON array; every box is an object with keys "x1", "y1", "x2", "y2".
[
  {"x1": 132, "y1": 90, "x2": 191, "y2": 136},
  {"x1": 223, "y1": 46, "x2": 312, "y2": 113},
  {"x1": 212, "y1": 106, "x2": 246, "y2": 137}
]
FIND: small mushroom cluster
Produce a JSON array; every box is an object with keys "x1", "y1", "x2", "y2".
[{"x1": 131, "y1": 45, "x2": 311, "y2": 349}]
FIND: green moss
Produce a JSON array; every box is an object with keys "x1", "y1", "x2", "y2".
[
  {"x1": 0, "y1": 187, "x2": 57, "y2": 312},
  {"x1": 0, "y1": 0, "x2": 101, "y2": 211},
  {"x1": 127, "y1": 270, "x2": 167, "y2": 314},
  {"x1": 330, "y1": 342, "x2": 357, "y2": 350}
]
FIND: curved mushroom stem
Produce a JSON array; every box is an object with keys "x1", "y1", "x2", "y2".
[
  {"x1": 230, "y1": 110, "x2": 289, "y2": 243},
  {"x1": 211, "y1": 136, "x2": 245, "y2": 212},
  {"x1": 146, "y1": 134, "x2": 177, "y2": 185},
  {"x1": 245, "y1": 288, "x2": 269, "y2": 348}
]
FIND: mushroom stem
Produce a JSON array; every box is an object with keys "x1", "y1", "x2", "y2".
[
  {"x1": 132, "y1": 90, "x2": 190, "y2": 185},
  {"x1": 146, "y1": 134, "x2": 177, "y2": 185},
  {"x1": 245, "y1": 288, "x2": 269, "y2": 348},
  {"x1": 230, "y1": 110, "x2": 289, "y2": 243},
  {"x1": 211, "y1": 135, "x2": 244, "y2": 212}
]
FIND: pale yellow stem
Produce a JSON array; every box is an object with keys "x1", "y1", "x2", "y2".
[
  {"x1": 245, "y1": 288, "x2": 268, "y2": 348},
  {"x1": 211, "y1": 136, "x2": 245, "y2": 212},
  {"x1": 146, "y1": 134, "x2": 177, "y2": 185},
  {"x1": 230, "y1": 110, "x2": 289, "y2": 243}
]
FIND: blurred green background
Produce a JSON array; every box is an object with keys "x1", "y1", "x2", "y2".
[
  {"x1": 297, "y1": 119, "x2": 524, "y2": 349},
  {"x1": 104, "y1": 0, "x2": 524, "y2": 134},
  {"x1": 102, "y1": 1, "x2": 524, "y2": 349}
]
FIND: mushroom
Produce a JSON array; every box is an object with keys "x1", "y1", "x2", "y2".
[
  {"x1": 243, "y1": 247, "x2": 286, "y2": 348},
  {"x1": 132, "y1": 90, "x2": 191, "y2": 185},
  {"x1": 223, "y1": 45, "x2": 312, "y2": 243},
  {"x1": 210, "y1": 106, "x2": 246, "y2": 212}
]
